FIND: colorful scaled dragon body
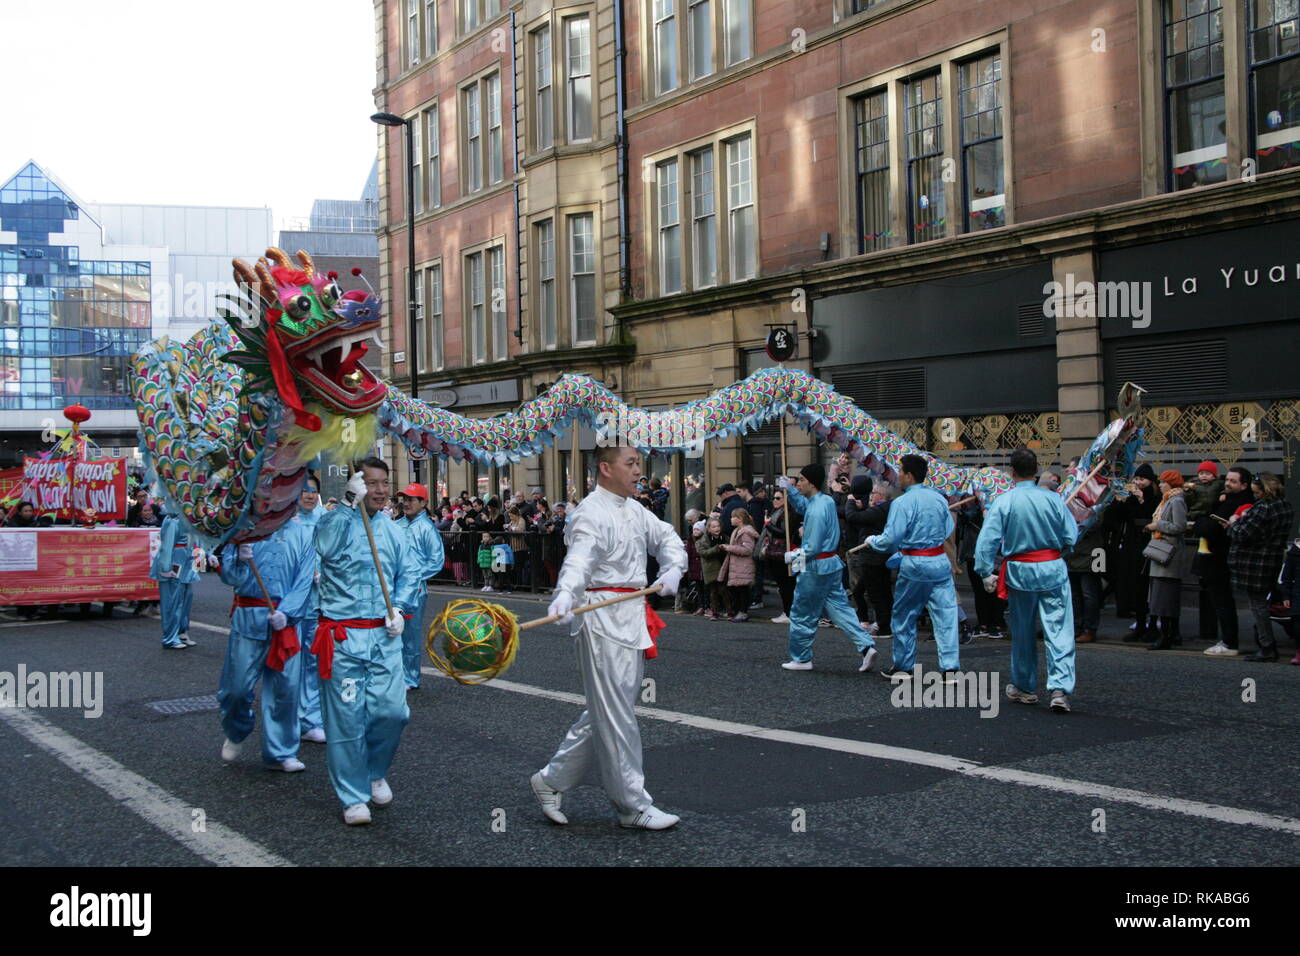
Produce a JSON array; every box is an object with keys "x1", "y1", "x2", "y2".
[{"x1": 131, "y1": 249, "x2": 1145, "y2": 549}]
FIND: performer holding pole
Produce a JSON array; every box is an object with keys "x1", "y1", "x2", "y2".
[
  {"x1": 217, "y1": 520, "x2": 316, "y2": 771},
  {"x1": 864, "y1": 454, "x2": 961, "y2": 680},
  {"x1": 395, "y1": 481, "x2": 445, "y2": 691},
  {"x1": 776, "y1": 463, "x2": 878, "y2": 673},
  {"x1": 974, "y1": 448, "x2": 1079, "y2": 713},
  {"x1": 150, "y1": 513, "x2": 199, "y2": 649},
  {"x1": 313, "y1": 457, "x2": 421, "y2": 825},
  {"x1": 530, "y1": 444, "x2": 687, "y2": 830}
]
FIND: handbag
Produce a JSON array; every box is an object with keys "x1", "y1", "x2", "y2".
[{"x1": 1142, "y1": 537, "x2": 1176, "y2": 566}]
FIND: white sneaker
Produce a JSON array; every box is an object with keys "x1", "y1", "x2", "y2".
[
  {"x1": 781, "y1": 660, "x2": 813, "y2": 671},
  {"x1": 618, "y1": 806, "x2": 680, "y2": 830},
  {"x1": 530, "y1": 771, "x2": 567, "y2": 824},
  {"x1": 267, "y1": 757, "x2": 305, "y2": 772},
  {"x1": 1203, "y1": 641, "x2": 1238, "y2": 657},
  {"x1": 818, "y1": 618, "x2": 833, "y2": 628},
  {"x1": 941, "y1": 670, "x2": 961, "y2": 685},
  {"x1": 343, "y1": 803, "x2": 372, "y2": 826},
  {"x1": 370, "y1": 778, "x2": 393, "y2": 806},
  {"x1": 180, "y1": 633, "x2": 196, "y2": 646},
  {"x1": 859, "y1": 647, "x2": 878, "y2": 672},
  {"x1": 220, "y1": 738, "x2": 242, "y2": 762},
  {"x1": 301, "y1": 727, "x2": 327, "y2": 743},
  {"x1": 481, "y1": 585, "x2": 494, "y2": 592},
  {"x1": 771, "y1": 613, "x2": 790, "y2": 624}
]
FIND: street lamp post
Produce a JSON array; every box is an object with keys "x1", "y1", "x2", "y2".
[{"x1": 371, "y1": 111, "x2": 420, "y2": 483}]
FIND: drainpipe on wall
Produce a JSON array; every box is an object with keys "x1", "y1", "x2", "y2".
[
  {"x1": 511, "y1": 11, "x2": 525, "y2": 344},
  {"x1": 614, "y1": 0, "x2": 630, "y2": 305}
]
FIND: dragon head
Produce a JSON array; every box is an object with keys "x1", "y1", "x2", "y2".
[{"x1": 223, "y1": 248, "x2": 386, "y2": 429}]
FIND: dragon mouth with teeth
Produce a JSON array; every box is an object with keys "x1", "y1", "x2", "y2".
[{"x1": 284, "y1": 319, "x2": 388, "y2": 415}]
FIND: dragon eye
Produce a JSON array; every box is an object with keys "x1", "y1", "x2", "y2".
[
  {"x1": 320, "y1": 282, "x2": 341, "y2": 307},
  {"x1": 285, "y1": 294, "x2": 313, "y2": 320}
]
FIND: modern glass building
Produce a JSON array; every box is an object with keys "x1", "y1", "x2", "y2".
[{"x1": 0, "y1": 161, "x2": 273, "y2": 466}]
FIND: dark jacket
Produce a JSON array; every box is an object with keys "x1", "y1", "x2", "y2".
[
  {"x1": 745, "y1": 495, "x2": 771, "y2": 528},
  {"x1": 719, "y1": 494, "x2": 746, "y2": 530},
  {"x1": 843, "y1": 497, "x2": 890, "y2": 565},
  {"x1": 1191, "y1": 487, "x2": 1254, "y2": 580},
  {"x1": 1228, "y1": 497, "x2": 1296, "y2": 593},
  {"x1": 697, "y1": 532, "x2": 728, "y2": 585}
]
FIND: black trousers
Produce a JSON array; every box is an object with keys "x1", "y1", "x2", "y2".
[
  {"x1": 965, "y1": 559, "x2": 1007, "y2": 629},
  {"x1": 849, "y1": 559, "x2": 894, "y2": 633},
  {"x1": 1197, "y1": 574, "x2": 1238, "y2": 648},
  {"x1": 767, "y1": 558, "x2": 796, "y2": 614}
]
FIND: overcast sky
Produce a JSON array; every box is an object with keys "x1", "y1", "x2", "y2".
[{"x1": 0, "y1": 0, "x2": 380, "y2": 231}]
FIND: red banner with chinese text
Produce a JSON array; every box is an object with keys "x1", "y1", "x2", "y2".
[
  {"x1": 0, "y1": 528, "x2": 159, "y2": 606},
  {"x1": 18, "y1": 457, "x2": 128, "y2": 521}
]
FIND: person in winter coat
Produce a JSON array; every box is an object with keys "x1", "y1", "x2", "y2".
[
  {"x1": 956, "y1": 493, "x2": 1004, "y2": 638},
  {"x1": 1193, "y1": 465, "x2": 1254, "y2": 656},
  {"x1": 696, "y1": 516, "x2": 730, "y2": 620},
  {"x1": 1226, "y1": 472, "x2": 1296, "y2": 661},
  {"x1": 1145, "y1": 470, "x2": 1194, "y2": 650},
  {"x1": 719, "y1": 509, "x2": 759, "y2": 622},
  {"x1": 1106, "y1": 463, "x2": 1159, "y2": 641},
  {"x1": 843, "y1": 476, "x2": 894, "y2": 635},
  {"x1": 1182, "y1": 460, "x2": 1225, "y2": 522},
  {"x1": 1067, "y1": 521, "x2": 1106, "y2": 643},
  {"x1": 760, "y1": 490, "x2": 801, "y2": 624}
]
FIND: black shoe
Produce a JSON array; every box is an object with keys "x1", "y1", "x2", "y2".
[
  {"x1": 1148, "y1": 634, "x2": 1174, "y2": 650},
  {"x1": 880, "y1": 666, "x2": 913, "y2": 681},
  {"x1": 1242, "y1": 651, "x2": 1279, "y2": 662}
]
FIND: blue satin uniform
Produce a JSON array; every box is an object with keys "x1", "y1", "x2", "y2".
[
  {"x1": 149, "y1": 515, "x2": 198, "y2": 648},
  {"x1": 974, "y1": 480, "x2": 1079, "y2": 694},
  {"x1": 396, "y1": 510, "x2": 445, "y2": 688},
  {"x1": 314, "y1": 506, "x2": 422, "y2": 809},
  {"x1": 217, "y1": 522, "x2": 316, "y2": 764},
  {"x1": 786, "y1": 490, "x2": 875, "y2": 663},
  {"x1": 292, "y1": 505, "x2": 324, "y2": 735},
  {"x1": 869, "y1": 483, "x2": 959, "y2": 672}
]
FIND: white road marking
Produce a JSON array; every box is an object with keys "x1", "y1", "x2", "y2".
[
  {"x1": 0, "y1": 706, "x2": 293, "y2": 867},
  {"x1": 0, "y1": 620, "x2": 64, "y2": 629},
  {"x1": 190, "y1": 621, "x2": 229, "y2": 634},
  {"x1": 426, "y1": 668, "x2": 1300, "y2": 835}
]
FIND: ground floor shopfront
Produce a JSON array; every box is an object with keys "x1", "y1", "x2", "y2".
[{"x1": 377, "y1": 174, "x2": 1300, "y2": 528}]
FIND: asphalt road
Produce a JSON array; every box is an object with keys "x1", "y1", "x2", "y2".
[{"x1": 1, "y1": 575, "x2": 1297, "y2": 867}]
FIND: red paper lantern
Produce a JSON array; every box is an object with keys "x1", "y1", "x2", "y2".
[{"x1": 63, "y1": 403, "x2": 91, "y2": 424}]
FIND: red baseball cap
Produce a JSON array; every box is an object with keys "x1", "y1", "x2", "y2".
[{"x1": 401, "y1": 483, "x2": 429, "y2": 500}]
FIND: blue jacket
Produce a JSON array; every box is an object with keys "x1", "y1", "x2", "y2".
[
  {"x1": 150, "y1": 515, "x2": 199, "y2": 584},
  {"x1": 315, "y1": 506, "x2": 422, "y2": 621},
  {"x1": 398, "y1": 511, "x2": 445, "y2": 581},
  {"x1": 292, "y1": 505, "x2": 324, "y2": 615},
  {"x1": 219, "y1": 521, "x2": 317, "y2": 637},
  {"x1": 974, "y1": 480, "x2": 1078, "y2": 591},
  {"x1": 868, "y1": 483, "x2": 955, "y2": 582},
  {"x1": 787, "y1": 490, "x2": 843, "y2": 577}
]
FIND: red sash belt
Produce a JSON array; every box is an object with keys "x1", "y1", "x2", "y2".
[
  {"x1": 312, "y1": 617, "x2": 385, "y2": 680},
  {"x1": 814, "y1": 552, "x2": 837, "y2": 560},
  {"x1": 996, "y1": 549, "x2": 1063, "y2": 600},
  {"x1": 588, "y1": 587, "x2": 665, "y2": 660},
  {"x1": 901, "y1": 546, "x2": 946, "y2": 557},
  {"x1": 231, "y1": 595, "x2": 301, "y2": 672}
]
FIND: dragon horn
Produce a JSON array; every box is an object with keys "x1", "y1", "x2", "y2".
[
  {"x1": 295, "y1": 250, "x2": 315, "y2": 277},
  {"x1": 264, "y1": 248, "x2": 293, "y2": 269},
  {"x1": 232, "y1": 259, "x2": 259, "y2": 291},
  {"x1": 253, "y1": 261, "x2": 278, "y2": 303}
]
